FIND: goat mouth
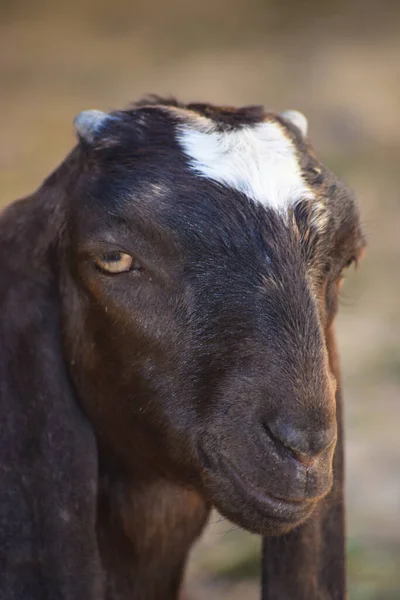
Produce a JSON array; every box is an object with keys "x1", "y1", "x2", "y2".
[
  {"x1": 223, "y1": 458, "x2": 315, "y2": 516},
  {"x1": 199, "y1": 450, "x2": 317, "y2": 532}
]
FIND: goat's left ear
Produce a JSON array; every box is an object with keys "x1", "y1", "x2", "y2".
[{"x1": 279, "y1": 110, "x2": 308, "y2": 137}]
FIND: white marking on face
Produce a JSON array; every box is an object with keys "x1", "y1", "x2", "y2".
[{"x1": 177, "y1": 120, "x2": 314, "y2": 212}]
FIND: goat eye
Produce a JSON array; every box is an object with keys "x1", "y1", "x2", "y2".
[{"x1": 95, "y1": 252, "x2": 135, "y2": 274}]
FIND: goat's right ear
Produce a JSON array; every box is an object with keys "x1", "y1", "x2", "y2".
[{"x1": 0, "y1": 191, "x2": 103, "y2": 597}]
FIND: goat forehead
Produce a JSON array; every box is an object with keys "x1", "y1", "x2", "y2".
[{"x1": 176, "y1": 119, "x2": 315, "y2": 213}]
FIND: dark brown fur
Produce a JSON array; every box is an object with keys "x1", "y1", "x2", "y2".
[{"x1": 0, "y1": 98, "x2": 365, "y2": 600}]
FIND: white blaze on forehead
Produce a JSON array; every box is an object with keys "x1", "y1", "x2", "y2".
[{"x1": 177, "y1": 120, "x2": 314, "y2": 211}]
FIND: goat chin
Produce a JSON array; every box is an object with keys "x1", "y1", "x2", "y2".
[
  {"x1": 213, "y1": 493, "x2": 318, "y2": 537},
  {"x1": 198, "y1": 452, "x2": 326, "y2": 536}
]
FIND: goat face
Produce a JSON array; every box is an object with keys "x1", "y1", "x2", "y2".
[{"x1": 62, "y1": 99, "x2": 365, "y2": 536}]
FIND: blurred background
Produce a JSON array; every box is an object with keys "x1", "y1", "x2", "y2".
[{"x1": 1, "y1": 0, "x2": 399, "y2": 598}]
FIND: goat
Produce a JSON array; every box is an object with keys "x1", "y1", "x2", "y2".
[{"x1": 0, "y1": 96, "x2": 365, "y2": 600}]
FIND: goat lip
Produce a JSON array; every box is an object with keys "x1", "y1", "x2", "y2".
[
  {"x1": 221, "y1": 458, "x2": 314, "y2": 517},
  {"x1": 200, "y1": 449, "x2": 315, "y2": 523}
]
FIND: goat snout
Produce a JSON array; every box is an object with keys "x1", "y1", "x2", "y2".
[{"x1": 264, "y1": 417, "x2": 337, "y2": 467}]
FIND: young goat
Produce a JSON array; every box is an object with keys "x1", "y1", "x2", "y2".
[{"x1": 0, "y1": 97, "x2": 365, "y2": 600}]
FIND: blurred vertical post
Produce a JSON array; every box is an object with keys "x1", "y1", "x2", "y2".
[{"x1": 261, "y1": 326, "x2": 345, "y2": 600}]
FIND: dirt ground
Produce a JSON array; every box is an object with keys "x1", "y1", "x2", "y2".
[{"x1": 1, "y1": 1, "x2": 399, "y2": 598}]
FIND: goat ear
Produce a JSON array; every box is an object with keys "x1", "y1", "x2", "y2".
[
  {"x1": 279, "y1": 109, "x2": 308, "y2": 137},
  {"x1": 261, "y1": 325, "x2": 345, "y2": 599},
  {"x1": 0, "y1": 190, "x2": 102, "y2": 597}
]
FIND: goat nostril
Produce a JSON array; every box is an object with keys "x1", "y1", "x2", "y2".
[{"x1": 264, "y1": 419, "x2": 336, "y2": 465}]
